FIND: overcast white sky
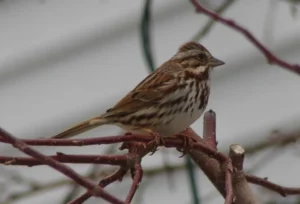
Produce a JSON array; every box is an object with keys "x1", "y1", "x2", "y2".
[{"x1": 1, "y1": 1, "x2": 300, "y2": 204}]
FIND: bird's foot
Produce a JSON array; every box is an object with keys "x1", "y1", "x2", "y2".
[
  {"x1": 143, "y1": 130, "x2": 165, "y2": 155},
  {"x1": 175, "y1": 134, "x2": 194, "y2": 158}
]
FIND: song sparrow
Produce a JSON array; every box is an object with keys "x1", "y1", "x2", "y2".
[{"x1": 51, "y1": 41, "x2": 224, "y2": 141}]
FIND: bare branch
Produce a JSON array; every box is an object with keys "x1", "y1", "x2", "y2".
[
  {"x1": 190, "y1": 0, "x2": 300, "y2": 75},
  {"x1": 0, "y1": 128, "x2": 125, "y2": 204},
  {"x1": 229, "y1": 144, "x2": 260, "y2": 204},
  {"x1": 1, "y1": 110, "x2": 300, "y2": 204},
  {"x1": 188, "y1": 110, "x2": 234, "y2": 204},
  {"x1": 69, "y1": 168, "x2": 128, "y2": 204},
  {"x1": 192, "y1": 0, "x2": 236, "y2": 41},
  {"x1": 246, "y1": 174, "x2": 300, "y2": 196},
  {"x1": 229, "y1": 144, "x2": 245, "y2": 171},
  {"x1": 203, "y1": 109, "x2": 217, "y2": 149},
  {"x1": 0, "y1": 153, "x2": 133, "y2": 166},
  {"x1": 126, "y1": 162, "x2": 143, "y2": 203},
  {"x1": 245, "y1": 131, "x2": 300, "y2": 155},
  {"x1": 0, "y1": 134, "x2": 152, "y2": 146}
]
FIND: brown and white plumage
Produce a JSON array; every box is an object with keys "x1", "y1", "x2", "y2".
[{"x1": 52, "y1": 41, "x2": 224, "y2": 139}]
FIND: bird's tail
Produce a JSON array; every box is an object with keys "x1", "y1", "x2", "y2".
[{"x1": 51, "y1": 117, "x2": 108, "y2": 139}]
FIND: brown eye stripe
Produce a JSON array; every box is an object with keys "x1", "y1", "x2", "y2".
[{"x1": 190, "y1": 60, "x2": 201, "y2": 67}]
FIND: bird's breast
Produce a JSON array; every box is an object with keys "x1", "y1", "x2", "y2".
[{"x1": 154, "y1": 80, "x2": 210, "y2": 137}]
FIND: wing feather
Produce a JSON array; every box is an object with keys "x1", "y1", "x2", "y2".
[{"x1": 102, "y1": 61, "x2": 183, "y2": 117}]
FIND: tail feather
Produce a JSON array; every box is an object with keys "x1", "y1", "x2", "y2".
[{"x1": 52, "y1": 117, "x2": 108, "y2": 139}]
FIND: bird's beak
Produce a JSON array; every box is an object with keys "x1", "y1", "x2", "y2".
[{"x1": 209, "y1": 57, "x2": 225, "y2": 68}]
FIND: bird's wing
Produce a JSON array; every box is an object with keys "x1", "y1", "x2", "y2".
[
  {"x1": 51, "y1": 62, "x2": 184, "y2": 139},
  {"x1": 103, "y1": 61, "x2": 184, "y2": 117}
]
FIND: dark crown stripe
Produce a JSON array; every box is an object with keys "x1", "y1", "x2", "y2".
[{"x1": 178, "y1": 41, "x2": 208, "y2": 53}]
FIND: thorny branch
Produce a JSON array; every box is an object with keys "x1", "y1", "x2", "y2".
[
  {"x1": 2, "y1": 110, "x2": 300, "y2": 204},
  {"x1": 190, "y1": 0, "x2": 300, "y2": 75}
]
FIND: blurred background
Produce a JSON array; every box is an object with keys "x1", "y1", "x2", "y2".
[{"x1": 1, "y1": 0, "x2": 300, "y2": 203}]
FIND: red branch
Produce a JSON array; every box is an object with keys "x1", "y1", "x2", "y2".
[
  {"x1": 68, "y1": 142, "x2": 154, "y2": 203},
  {"x1": 1, "y1": 110, "x2": 300, "y2": 203},
  {"x1": 190, "y1": 0, "x2": 300, "y2": 75},
  {"x1": 69, "y1": 168, "x2": 128, "y2": 204},
  {"x1": 0, "y1": 153, "x2": 133, "y2": 166},
  {"x1": 0, "y1": 128, "x2": 126, "y2": 204},
  {"x1": 0, "y1": 135, "x2": 152, "y2": 146},
  {"x1": 203, "y1": 110, "x2": 217, "y2": 149},
  {"x1": 126, "y1": 162, "x2": 143, "y2": 203},
  {"x1": 198, "y1": 111, "x2": 233, "y2": 204},
  {"x1": 246, "y1": 174, "x2": 300, "y2": 196}
]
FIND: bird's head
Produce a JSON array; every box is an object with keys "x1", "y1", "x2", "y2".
[{"x1": 172, "y1": 41, "x2": 225, "y2": 75}]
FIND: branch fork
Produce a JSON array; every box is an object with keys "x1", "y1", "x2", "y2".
[{"x1": 1, "y1": 110, "x2": 300, "y2": 203}]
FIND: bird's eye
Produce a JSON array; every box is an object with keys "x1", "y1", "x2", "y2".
[
  {"x1": 198, "y1": 53, "x2": 206, "y2": 60},
  {"x1": 197, "y1": 53, "x2": 208, "y2": 64}
]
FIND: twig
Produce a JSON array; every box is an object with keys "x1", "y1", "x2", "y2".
[
  {"x1": 125, "y1": 161, "x2": 143, "y2": 203},
  {"x1": 229, "y1": 144, "x2": 259, "y2": 204},
  {"x1": 224, "y1": 161, "x2": 234, "y2": 204},
  {"x1": 61, "y1": 144, "x2": 118, "y2": 203},
  {"x1": 68, "y1": 142, "x2": 154, "y2": 203},
  {"x1": 68, "y1": 168, "x2": 128, "y2": 204},
  {"x1": 4, "y1": 163, "x2": 186, "y2": 204},
  {"x1": 0, "y1": 134, "x2": 152, "y2": 146},
  {"x1": 2, "y1": 110, "x2": 300, "y2": 203},
  {"x1": 0, "y1": 128, "x2": 126, "y2": 204},
  {"x1": 0, "y1": 153, "x2": 132, "y2": 166},
  {"x1": 203, "y1": 110, "x2": 217, "y2": 149},
  {"x1": 188, "y1": 110, "x2": 234, "y2": 204},
  {"x1": 61, "y1": 163, "x2": 101, "y2": 204},
  {"x1": 229, "y1": 144, "x2": 245, "y2": 171},
  {"x1": 192, "y1": 0, "x2": 236, "y2": 41},
  {"x1": 190, "y1": 0, "x2": 300, "y2": 75},
  {"x1": 245, "y1": 132, "x2": 300, "y2": 155},
  {"x1": 246, "y1": 174, "x2": 300, "y2": 196}
]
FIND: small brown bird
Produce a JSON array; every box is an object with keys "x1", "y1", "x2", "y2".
[{"x1": 52, "y1": 41, "x2": 224, "y2": 140}]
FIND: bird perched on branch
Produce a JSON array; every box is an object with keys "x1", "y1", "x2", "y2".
[{"x1": 51, "y1": 41, "x2": 224, "y2": 145}]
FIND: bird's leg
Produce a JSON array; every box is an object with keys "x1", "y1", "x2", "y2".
[
  {"x1": 142, "y1": 128, "x2": 165, "y2": 155},
  {"x1": 175, "y1": 134, "x2": 194, "y2": 158}
]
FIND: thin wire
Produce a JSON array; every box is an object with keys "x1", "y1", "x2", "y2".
[
  {"x1": 139, "y1": 1, "x2": 200, "y2": 204},
  {"x1": 140, "y1": 0, "x2": 155, "y2": 72}
]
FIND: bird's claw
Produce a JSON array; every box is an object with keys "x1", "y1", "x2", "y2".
[
  {"x1": 149, "y1": 132, "x2": 165, "y2": 155},
  {"x1": 176, "y1": 134, "x2": 193, "y2": 158}
]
